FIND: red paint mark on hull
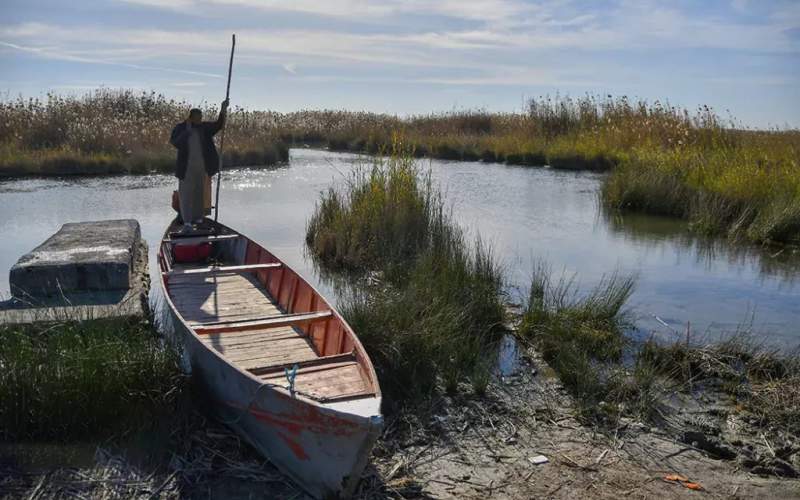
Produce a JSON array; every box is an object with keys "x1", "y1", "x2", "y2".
[
  {"x1": 223, "y1": 399, "x2": 362, "y2": 438},
  {"x1": 276, "y1": 431, "x2": 310, "y2": 460}
]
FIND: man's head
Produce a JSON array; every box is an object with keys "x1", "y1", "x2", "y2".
[{"x1": 189, "y1": 108, "x2": 203, "y2": 124}]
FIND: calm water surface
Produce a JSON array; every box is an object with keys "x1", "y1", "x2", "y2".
[{"x1": 1, "y1": 149, "x2": 798, "y2": 346}]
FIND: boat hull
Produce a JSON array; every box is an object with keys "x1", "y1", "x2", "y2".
[
  {"x1": 171, "y1": 311, "x2": 381, "y2": 498},
  {"x1": 159, "y1": 220, "x2": 382, "y2": 499}
]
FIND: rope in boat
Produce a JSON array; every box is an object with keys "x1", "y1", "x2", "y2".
[
  {"x1": 285, "y1": 364, "x2": 298, "y2": 398},
  {"x1": 217, "y1": 364, "x2": 332, "y2": 426}
]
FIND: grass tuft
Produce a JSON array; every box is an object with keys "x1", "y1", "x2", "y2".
[
  {"x1": 0, "y1": 317, "x2": 184, "y2": 441},
  {"x1": 519, "y1": 263, "x2": 635, "y2": 419},
  {"x1": 306, "y1": 143, "x2": 505, "y2": 406}
]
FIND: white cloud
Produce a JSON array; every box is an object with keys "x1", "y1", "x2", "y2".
[
  {"x1": 731, "y1": 0, "x2": 749, "y2": 13},
  {"x1": 0, "y1": 37, "x2": 222, "y2": 77},
  {"x1": 294, "y1": 67, "x2": 588, "y2": 87},
  {"x1": 611, "y1": 2, "x2": 799, "y2": 52},
  {"x1": 8, "y1": 0, "x2": 796, "y2": 73},
  {"x1": 1, "y1": 0, "x2": 797, "y2": 93},
  {"x1": 119, "y1": 0, "x2": 536, "y2": 25},
  {"x1": 121, "y1": 0, "x2": 196, "y2": 10},
  {"x1": 209, "y1": 0, "x2": 395, "y2": 18}
]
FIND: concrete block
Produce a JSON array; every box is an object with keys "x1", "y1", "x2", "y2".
[
  {"x1": 1, "y1": 238, "x2": 150, "y2": 324},
  {"x1": 10, "y1": 220, "x2": 141, "y2": 298}
]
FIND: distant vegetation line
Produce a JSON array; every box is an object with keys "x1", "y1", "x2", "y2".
[
  {"x1": 1, "y1": 89, "x2": 797, "y2": 244},
  {"x1": 0, "y1": 90, "x2": 289, "y2": 177},
  {"x1": 286, "y1": 97, "x2": 799, "y2": 245}
]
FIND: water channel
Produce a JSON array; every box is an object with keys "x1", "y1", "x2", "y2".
[{"x1": 1, "y1": 148, "x2": 797, "y2": 347}]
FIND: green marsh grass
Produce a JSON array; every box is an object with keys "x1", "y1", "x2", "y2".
[
  {"x1": 518, "y1": 263, "x2": 800, "y2": 428},
  {"x1": 518, "y1": 263, "x2": 636, "y2": 420},
  {"x1": 305, "y1": 143, "x2": 440, "y2": 275},
  {"x1": 0, "y1": 317, "x2": 184, "y2": 440},
  {"x1": 602, "y1": 137, "x2": 800, "y2": 244},
  {"x1": 306, "y1": 144, "x2": 505, "y2": 405}
]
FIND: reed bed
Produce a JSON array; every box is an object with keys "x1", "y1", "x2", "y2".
[
  {"x1": 517, "y1": 262, "x2": 800, "y2": 430},
  {"x1": 0, "y1": 90, "x2": 288, "y2": 176},
  {"x1": 5, "y1": 90, "x2": 797, "y2": 243},
  {"x1": 638, "y1": 334, "x2": 800, "y2": 435},
  {"x1": 306, "y1": 144, "x2": 505, "y2": 406},
  {"x1": 253, "y1": 96, "x2": 800, "y2": 245},
  {"x1": 0, "y1": 317, "x2": 184, "y2": 440}
]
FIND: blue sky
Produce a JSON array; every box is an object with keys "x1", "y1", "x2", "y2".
[{"x1": 1, "y1": 0, "x2": 799, "y2": 127}]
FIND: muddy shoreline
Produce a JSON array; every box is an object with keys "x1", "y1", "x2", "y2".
[{"x1": 3, "y1": 330, "x2": 798, "y2": 499}]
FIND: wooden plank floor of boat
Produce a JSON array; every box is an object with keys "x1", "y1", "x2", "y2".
[
  {"x1": 168, "y1": 270, "x2": 282, "y2": 324},
  {"x1": 167, "y1": 264, "x2": 369, "y2": 401}
]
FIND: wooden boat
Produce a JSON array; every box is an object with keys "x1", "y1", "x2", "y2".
[{"x1": 157, "y1": 218, "x2": 382, "y2": 499}]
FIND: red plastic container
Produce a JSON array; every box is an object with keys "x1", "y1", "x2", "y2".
[{"x1": 173, "y1": 242, "x2": 211, "y2": 263}]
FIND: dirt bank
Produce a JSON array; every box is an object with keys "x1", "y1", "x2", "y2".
[{"x1": 3, "y1": 334, "x2": 798, "y2": 499}]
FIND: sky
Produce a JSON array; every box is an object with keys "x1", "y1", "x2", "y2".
[{"x1": 1, "y1": 0, "x2": 799, "y2": 127}]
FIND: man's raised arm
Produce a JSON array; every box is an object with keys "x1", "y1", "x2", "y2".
[{"x1": 210, "y1": 99, "x2": 229, "y2": 136}]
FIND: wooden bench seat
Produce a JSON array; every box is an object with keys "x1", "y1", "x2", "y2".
[
  {"x1": 169, "y1": 272, "x2": 283, "y2": 325},
  {"x1": 167, "y1": 263, "x2": 281, "y2": 276},
  {"x1": 193, "y1": 310, "x2": 333, "y2": 333},
  {"x1": 247, "y1": 352, "x2": 357, "y2": 376},
  {"x1": 258, "y1": 360, "x2": 370, "y2": 402},
  {"x1": 201, "y1": 325, "x2": 319, "y2": 370},
  {"x1": 165, "y1": 233, "x2": 240, "y2": 244}
]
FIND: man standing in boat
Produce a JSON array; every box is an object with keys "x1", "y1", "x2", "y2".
[{"x1": 169, "y1": 100, "x2": 229, "y2": 231}]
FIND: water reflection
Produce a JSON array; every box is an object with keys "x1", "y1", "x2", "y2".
[
  {"x1": 605, "y1": 211, "x2": 800, "y2": 285},
  {"x1": 495, "y1": 334, "x2": 523, "y2": 377}
]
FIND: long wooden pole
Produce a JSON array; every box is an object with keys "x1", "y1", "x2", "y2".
[{"x1": 214, "y1": 33, "x2": 236, "y2": 223}]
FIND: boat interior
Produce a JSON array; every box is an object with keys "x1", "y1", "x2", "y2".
[{"x1": 159, "y1": 220, "x2": 380, "y2": 411}]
